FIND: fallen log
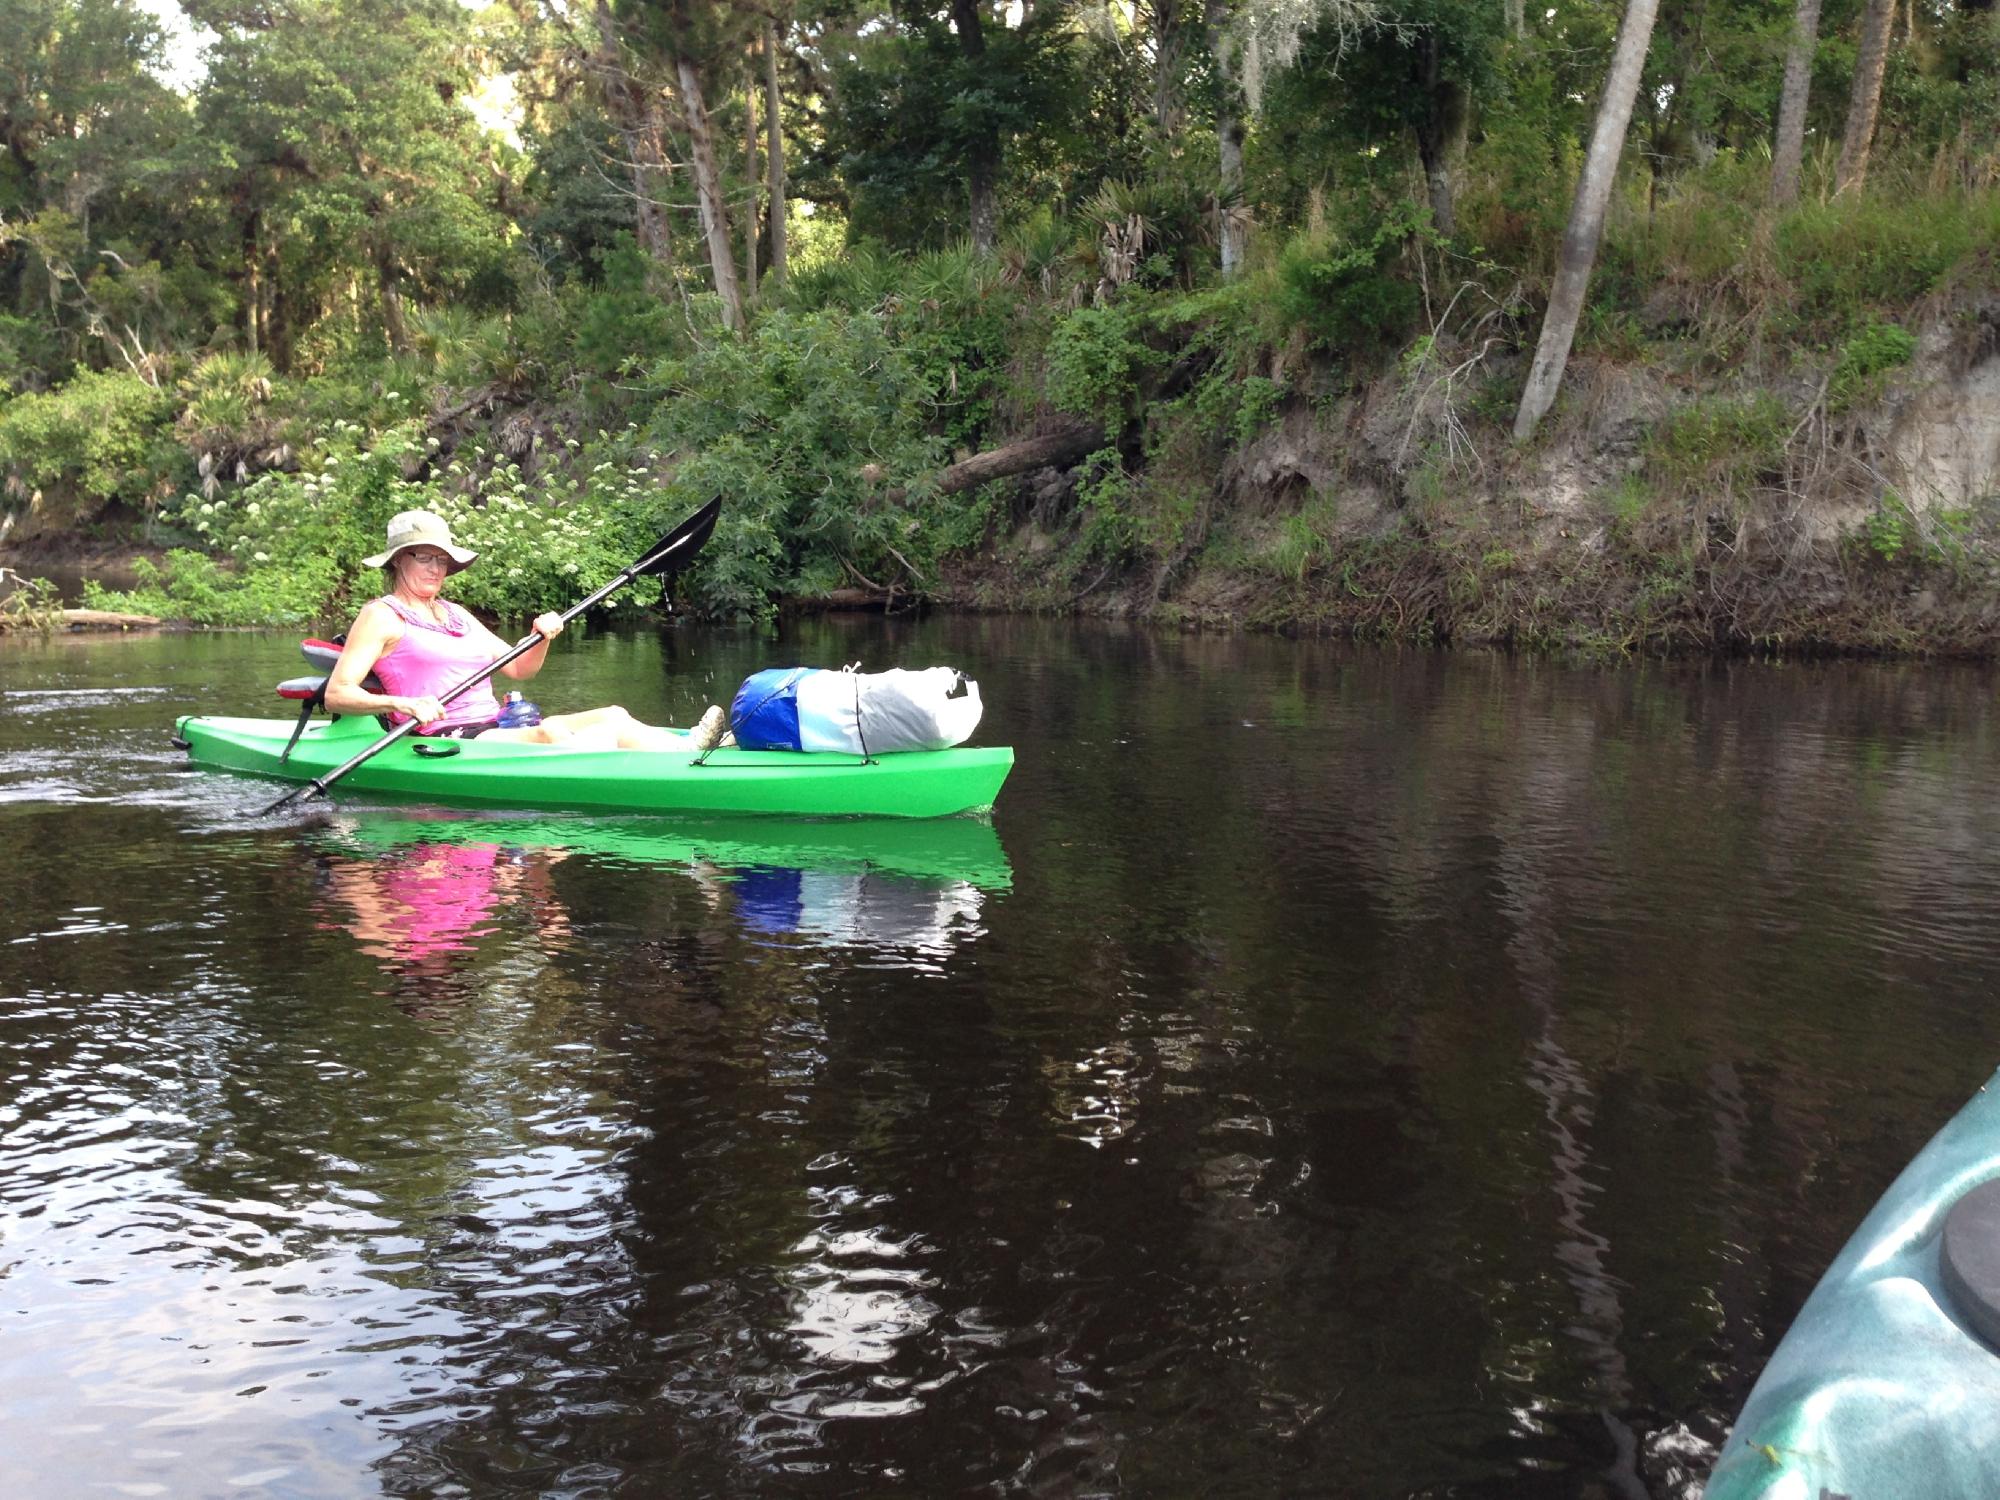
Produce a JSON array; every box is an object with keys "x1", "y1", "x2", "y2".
[
  {"x1": 61, "y1": 608, "x2": 164, "y2": 630},
  {"x1": 877, "y1": 419, "x2": 1106, "y2": 503},
  {"x1": 785, "y1": 587, "x2": 891, "y2": 612}
]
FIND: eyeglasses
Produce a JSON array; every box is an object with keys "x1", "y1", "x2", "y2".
[{"x1": 403, "y1": 551, "x2": 452, "y2": 570}]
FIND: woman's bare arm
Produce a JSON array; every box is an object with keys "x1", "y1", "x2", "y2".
[
  {"x1": 323, "y1": 602, "x2": 445, "y2": 724},
  {"x1": 494, "y1": 611, "x2": 564, "y2": 680}
]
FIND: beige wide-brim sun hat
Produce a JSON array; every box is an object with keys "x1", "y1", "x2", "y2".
[{"x1": 363, "y1": 510, "x2": 478, "y2": 573}]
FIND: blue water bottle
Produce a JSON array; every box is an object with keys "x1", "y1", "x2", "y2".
[{"x1": 496, "y1": 690, "x2": 542, "y2": 728}]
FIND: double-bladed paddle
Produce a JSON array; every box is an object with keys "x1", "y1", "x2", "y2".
[{"x1": 257, "y1": 495, "x2": 722, "y2": 817}]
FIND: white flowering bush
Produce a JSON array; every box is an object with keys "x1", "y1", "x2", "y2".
[{"x1": 90, "y1": 420, "x2": 665, "y2": 626}]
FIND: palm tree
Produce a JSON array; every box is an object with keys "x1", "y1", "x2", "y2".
[
  {"x1": 1512, "y1": 0, "x2": 1662, "y2": 441},
  {"x1": 1769, "y1": 0, "x2": 1822, "y2": 208},
  {"x1": 1833, "y1": 0, "x2": 1894, "y2": 194}
]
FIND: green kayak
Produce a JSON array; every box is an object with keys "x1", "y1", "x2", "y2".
[
  {"x1": 1707, "y1": 1068, "x2": 2000, "y2": 1499},
  {"x1": 175, "y1": 712, "x2": 1014, "y2": 819}
]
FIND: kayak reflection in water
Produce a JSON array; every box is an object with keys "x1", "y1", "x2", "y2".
[
  {"x1": 323, "y1": 508, "x2": 727, "y2": 751},
  {"x1": 310, "y1": 811, "x2": 1009, "y2": 981},
  {"x1": 317, "y1": 840, "x2": 571, "y2": 1017},
  {"x1": 725, "y1": 864, "x2": 990, "y2": 960}
]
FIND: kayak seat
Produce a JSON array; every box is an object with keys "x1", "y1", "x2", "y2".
[{"x1": 277, "y1": 636, "x2": 388, "y2": 761}]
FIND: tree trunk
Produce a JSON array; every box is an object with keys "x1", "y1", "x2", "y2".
[
  {"x1": 931, "y1": 421, "x2": 1106, "y2": 494},
  {"x1": 879, "y1": 419, "x2": 1106, "y2": 503},
  {"x1": 1415, "y1": 133, "x2": 1456, "y2": 238},
  {"x1": 1512, "y1": 0, "x2": 1661, "y2": 441},
  {"x1": 675, "y1": 53, "x2": 746, "y2": 331},
  {"x1": 592, "y1": 1, "x2": 676, "y2": 271},
  {"x1": 377, "y1": 257, "x2": 410, "y2": 353},
  {"x1": 266, "y1": 257, "x2": 295, "y2": 374},
  {"x1": 1152, "y1": 0, "x2": 1187, "y2": 133},
  {"x1": 743, "y1": 58, "x2": 759, "y2": 303},
  {"x1": 628, "y1": 107, "x2": 678, "y2": 270},
  {"x1": 1205, "y1": 0, "x2": 1249, "y2": 276},
  {"x1": 243, "y1": 212, "x2": 261, "y2": 357},
  {"x1": 949, "y1": 0, "x2": 1000, "y2": 254},
  {"x1": 764, "y1": 23, "x2": 788, "y2": 288},
  {"x1": 1412, "y1": 33, "x2": 1466, "y2": 237},
  {"x1": 1833, "y1": 0, "x2": 1893, "y2": 194},
  {"x1": 1504, "y1": 0, "x2": 1525, "y2": 39},
  {"x1": 1769, "y1": 0, "x2": 1821, "y2": 207},
  {"x1": 967, "y1": 147, "x2": 1000, "y2": 256}
]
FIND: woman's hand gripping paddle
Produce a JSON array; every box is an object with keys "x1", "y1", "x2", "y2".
[{"x1": 255, "y1": 497, "x2": 722, "y2": 817}]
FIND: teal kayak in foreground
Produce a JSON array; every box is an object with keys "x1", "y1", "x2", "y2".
[
  {"x1": 1707, "y1": 1068, "x2": 2000, "y2": 1499},
  {"x1": 176, "y1": 713, "x2": 1014, "y2": 819}
]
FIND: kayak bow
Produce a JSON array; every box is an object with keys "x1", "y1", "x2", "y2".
[{"x1": 1707, "y1": 1067, "x2": 2000, "y2": 1499}]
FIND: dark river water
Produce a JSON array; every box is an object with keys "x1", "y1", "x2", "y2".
[{"x1": 5, "y1": 616, "x2": 2000, "y2": 1498}]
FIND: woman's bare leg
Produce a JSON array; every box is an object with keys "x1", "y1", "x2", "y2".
[{"x1": 534, "y1": 706, "x2": 684, "y2": 751}]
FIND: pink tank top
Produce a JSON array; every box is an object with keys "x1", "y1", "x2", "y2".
[{"x1": 372, "y1": 597, "x2": 502, "y2": 731}]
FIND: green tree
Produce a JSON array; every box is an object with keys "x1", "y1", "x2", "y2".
[
  {"x1": 1259, "y1": 0, "x2": 1501, "y2": 237},
  {"x1": 0, "y1": 0, "x2": 189, "y2": 382},
  {"x1": 186, "y1": 0, "x2": 513, "y2": 368},
  {"x1": 1199, "y1": 0, "x2": 1381, "y2": 274},
  {"x1": 818, "y1": 0, "x2": 1085, "y2": 253},
  {"x1": 594, "y1": 0, "x2": 768, "y2": 329}
]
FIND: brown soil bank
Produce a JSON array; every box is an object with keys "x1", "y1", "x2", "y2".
[{"x1": 943, "y1": 300, "x2": 2000, "y2": 657}]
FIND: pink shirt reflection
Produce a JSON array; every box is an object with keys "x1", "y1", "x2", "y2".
[{"x1": 327, "y1": 843, "x2": 506, "y2": 965}]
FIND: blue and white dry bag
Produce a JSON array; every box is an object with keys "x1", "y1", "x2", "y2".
[{"x1": 730, "y1": 666, "x2": 983, "y2": 754}]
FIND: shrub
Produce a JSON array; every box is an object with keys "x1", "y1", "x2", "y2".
[
  {"x1": 91, "y1": 419, "x2": 654, "y2": 625},
  {"x1": 1070, "y1": 446, "x2": 1143, "y2": 565},
  {"x1": 1857, "y1": 490, "x2": 1971, "y2": 568},
  {"x1": 885, "y1": 246, "x2": 1024, "y2": 449},
  {"x1": 1271, "y1": 202, "x2": 1431, "y2": 358},
  {"x1": 1773, "y1": 193, "x2": 1987, "y2": 315},
  {"x1": 178, "y1": 352, "x2": 292, "y2": 458},
  {"x1": 0, "y1": 572, "x2": 62, "y2": 633},
  {"x1": 1078, "y1": 169, "x2": 1217, "y2": 291},
  {"x1": 0, "y1": 369, "x2": 179, "y2": 533},
  {"x1": 1644, "y1": 393, "x2": 1790, "y2": 503},
  {"x1": 1829, "y1": 320, "x2": 1918, "y2": 409},
  {"x1": 0, "y1": 313, "x2": 64, "y2": 393},
  {"x1": 785, "y1": 240, "x2": 904, "y2": 314},
  {"x1": 1045, "y1": 300, "x2": 1161, "y2": 423},
  {"x1": 1600, "y1": 156, "x2": 1763, "y2": 299},
  {"x1": 571, "y1": 241, "x2": 688, "y2": 378},
  {"x1": 84, "y1": 549, "x2": 340, "y2": 627},
  {"x1": 636, "y1": 306, "x2": 950, "y2": 615}
]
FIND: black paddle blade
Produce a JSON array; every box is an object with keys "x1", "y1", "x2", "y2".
[
  {"x1": 256, "y1": 782, "x2": 322, "y2": 817},
  {"x1": 635, "y1": 495, "x2": 722, "y2": 578}
]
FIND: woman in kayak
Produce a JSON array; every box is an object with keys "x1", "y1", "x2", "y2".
[{"x1": 324, "y1": 509, "x2": 727, "y2": 750}]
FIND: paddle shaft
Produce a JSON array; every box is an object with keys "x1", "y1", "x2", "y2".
[{"x1": 258, "y1": 500, "x2": 719, "y2": 815}]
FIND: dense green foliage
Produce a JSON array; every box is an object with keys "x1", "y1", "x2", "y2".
[
  {"x1": 0, "y1": 370, "x2": 180, "y2": 527},
  {"x1": 1, "y1": 0, "x2": 1995, "y2": 635}
]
